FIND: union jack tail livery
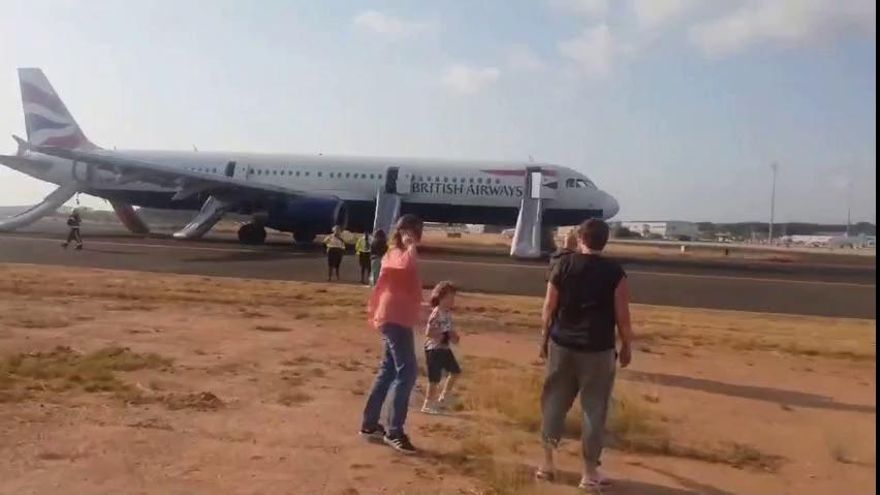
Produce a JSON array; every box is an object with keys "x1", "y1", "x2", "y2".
[{"x1": 18, "y1": 68, "x2": 97, "y2": 150}]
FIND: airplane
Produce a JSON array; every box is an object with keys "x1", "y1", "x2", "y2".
[{"x1": 0, "y1": 68, "x2": 619, "y2": 257}]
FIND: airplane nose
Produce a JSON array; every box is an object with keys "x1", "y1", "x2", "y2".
[{"x1": 603, "y1": 192, "x2": 619, "y2": 219}]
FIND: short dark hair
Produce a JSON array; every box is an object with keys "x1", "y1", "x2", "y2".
[{"x1": 577, "y1": 219, "x2": 610, "y2": 251}]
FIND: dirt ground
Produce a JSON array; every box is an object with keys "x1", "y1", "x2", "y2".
[{"x1": 0, "y1": 264, "x2": 875, "y2": 495}]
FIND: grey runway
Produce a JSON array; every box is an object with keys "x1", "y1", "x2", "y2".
[{"x1": 0, "y1": 227, "x2": 875, "y2": 318}]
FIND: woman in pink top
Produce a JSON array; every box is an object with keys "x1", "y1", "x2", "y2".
[{"x1": 360, "y1": 214, "x2": 424, "y2": 454}]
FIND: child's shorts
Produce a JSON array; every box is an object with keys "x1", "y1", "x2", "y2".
[{"x1": 425, "y1": 348, "x2": 461, "y2": 383}]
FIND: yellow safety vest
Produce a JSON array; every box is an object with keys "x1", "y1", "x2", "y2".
[{"x1": 355, "y1": 236, "x2": 371, "y2": 254}]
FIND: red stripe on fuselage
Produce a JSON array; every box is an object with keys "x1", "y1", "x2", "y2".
[{"x1": 40, "y1": 133, "x2": 87, "y2": 149}]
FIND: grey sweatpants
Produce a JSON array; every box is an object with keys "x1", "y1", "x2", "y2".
[{"x1": 540, "y1": 342, "x2": 616, "y2": 467}]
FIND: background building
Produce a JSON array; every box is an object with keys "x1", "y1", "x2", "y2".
[{"x1": 615, "y1": 221, "x2": 700, "y2": 241}]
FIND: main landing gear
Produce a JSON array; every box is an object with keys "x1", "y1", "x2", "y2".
[{"x1": 237, "y1": 223, "x2": 267, "y2": 245}]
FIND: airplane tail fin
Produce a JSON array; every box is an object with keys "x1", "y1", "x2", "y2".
[{"x1": 18, "y1": 68, "x2": 98, "y2": 150}]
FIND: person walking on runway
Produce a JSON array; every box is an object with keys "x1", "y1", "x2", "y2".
[{"x1": 61, "y1": 209, "x2": 83, "y2": 250}]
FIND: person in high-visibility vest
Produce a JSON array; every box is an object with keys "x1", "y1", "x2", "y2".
[
  {"x1": 323, "y1": 226, "x2": 346, "y2": 282},
  {"x1": 355, "y1": 230, "x2": 373, "y2": 285}
]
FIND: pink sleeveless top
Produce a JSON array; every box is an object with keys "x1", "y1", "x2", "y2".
[{"x1": 367, "y1": 245, "x2": 422, "y2": 330}]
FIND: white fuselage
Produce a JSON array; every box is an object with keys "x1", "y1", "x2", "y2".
[{"x1": 21, "y1": 148, "x2": 619, "y2": 220}]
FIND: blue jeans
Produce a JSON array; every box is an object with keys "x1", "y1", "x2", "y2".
[
  {"x1": 369, "y1": 259, "x2": 382, "y2": 287},
  {"x1": 362, "y1": 323, "x2": 417, "y2": 438}
]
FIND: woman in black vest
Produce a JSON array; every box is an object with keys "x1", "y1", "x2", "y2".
[{"x1": 536, "y1": 219, "x2": 635, "y2": 489}]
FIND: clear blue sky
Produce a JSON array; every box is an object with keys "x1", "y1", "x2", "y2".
[{"x1": 0, "y1": 0, "x2": 875, "y2": 223}]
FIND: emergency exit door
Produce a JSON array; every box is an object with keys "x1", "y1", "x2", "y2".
[
  {"x1": 525, "y1": 166, "x2": 557, "y2": 200},
  {"x1": 384, "y1": 167, "x2": 411, "y2": 194}
]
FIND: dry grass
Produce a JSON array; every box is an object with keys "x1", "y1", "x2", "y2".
[
  {"x1": 161, "y1": 391, "x2": 225, "y2": 411},
  {"x1": 427, "y1": 428, "x2": 541, "y2": 495},
  {"x1": 0, "y1": 308, "x2": 72, "y2": 329},
  {"x1": 278, "y1": 390, "x2": 313, "y2": 407},
  {"x1": 253, "y1": 324, "x2": 292, "y2": 333},
  {"x1": 0, "y1": 346, "x2": 172, "y2": 402},
  {"x1": 0, "y1": 264, "x2": 872, "y2": 362},
  {"x1": 461, "y1": 366, "x2": 783, "y2": 472},
  {"x1": 0, "y1": 264, "x2": 870, "y2": 494},
  {"x1": 477, "y1": 464, "x2": 542, "y2": 495}
]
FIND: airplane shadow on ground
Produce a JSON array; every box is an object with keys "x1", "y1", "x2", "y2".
[{"x1": 622, "y1": 370, "x2": 875, "y2": 414}]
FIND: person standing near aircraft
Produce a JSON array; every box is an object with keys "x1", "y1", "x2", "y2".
[
  {"x1": 323, "y1": 226, "x2": 346, "y2": 282},
  {"x1": 536, "y1": 219, "x2": 634, "y2": 489},
  {"x1": 356, "y1": 230, "x2": 373, "y2": 285},
  {"x1": 369, "y1": 229, "x2": 388, "y2": 287},
  {"x1": 360, "y1": 215, "x2": 424, "y2": 454},
  {"x1": 61, "y1": 209, "x2": 83, "y2": 250},
  {"x1": 546, "y1": 229, "x2": 577, "y2": 281}
]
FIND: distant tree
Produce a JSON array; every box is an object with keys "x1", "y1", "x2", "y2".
[{"x1": 611, "y1": 225, "x2": 640, "y2": 239}]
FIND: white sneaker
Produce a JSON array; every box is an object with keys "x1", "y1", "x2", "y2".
[{"x1": 420, "y1": 403, "x2": 441, "y2": 415}]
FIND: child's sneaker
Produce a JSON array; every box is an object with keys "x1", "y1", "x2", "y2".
[
  {"x1": 359, "y1": 425, "x2": 386, "y2": 443},
  {"x1": 384, "y1": 434, "x2": 417, "y2": 454}
]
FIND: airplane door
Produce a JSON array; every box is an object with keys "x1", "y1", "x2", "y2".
[
  {"x1": 232, "y1": 162, "x2": 251, "y2": 181},
  {"x1": 397, "y1": 169, "x2": 412, "y2": 194},
  {"x1": 525, "y1": 166, "x2": 557, "y2": 200},
  {"x1": 385, "y1": 167, "x2": 399, "y2": 194},
  {"x1": 384, "y1": 166, "x2": 411, "y2": 195}
]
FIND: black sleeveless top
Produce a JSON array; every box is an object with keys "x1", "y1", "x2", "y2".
[{"x1": 548, "y1": 253, "x2": 625, "y2": 352}]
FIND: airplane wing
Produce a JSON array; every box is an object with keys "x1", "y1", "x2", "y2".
[{"x1": 33, "y1": 145, "x2": 331, "y2": 202}]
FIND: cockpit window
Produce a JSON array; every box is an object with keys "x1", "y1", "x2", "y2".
[{"x1": 566, "y1": 178, "x2": 595, "y2": 189}]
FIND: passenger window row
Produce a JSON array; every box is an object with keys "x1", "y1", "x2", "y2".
[
  {"x1": 252, "y1": 169, "x2": 383, "y2": 180},
  {"x1": 411, "y1": 175, "x2": 502, "y2": 185},
  {"x1": 188, "y1": 166, "x2": 385, "y2": 181},
  {"x1": 186, "y1": 166, "x2": 505, "y2": 186}
]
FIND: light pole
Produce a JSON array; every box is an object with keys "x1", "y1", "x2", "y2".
[{"x1": 769, "y1": 162, "x2": 778, "y2": 243}]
